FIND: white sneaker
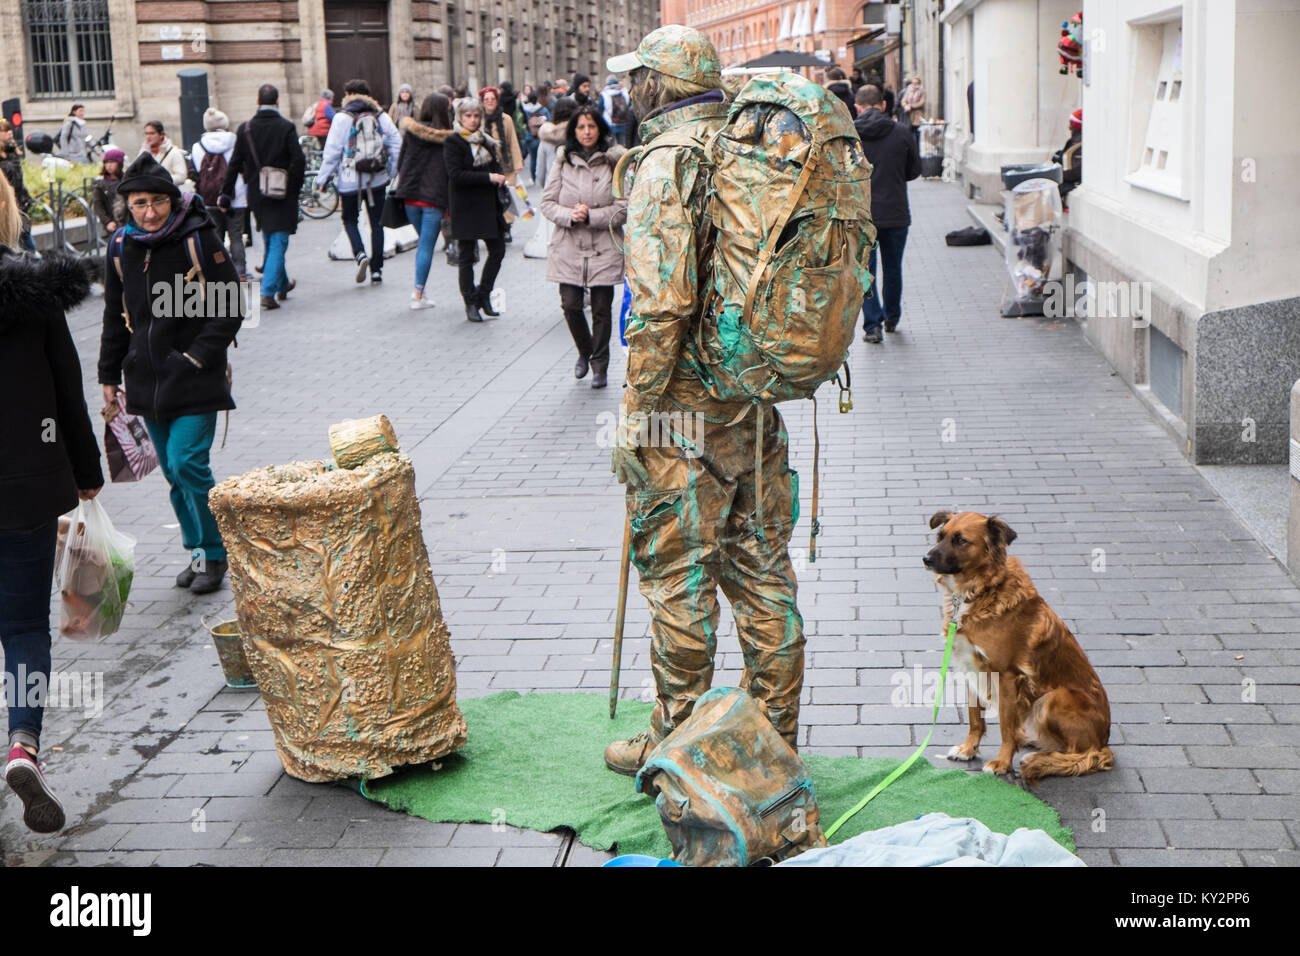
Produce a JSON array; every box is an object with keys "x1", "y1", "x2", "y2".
[{"x1": 409, "y1": 295, "x2": 435, "y2": 311}]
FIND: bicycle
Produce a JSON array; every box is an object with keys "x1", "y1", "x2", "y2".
[{"x1": 299, "y1": 170, "x2": 339, "y2": 219}]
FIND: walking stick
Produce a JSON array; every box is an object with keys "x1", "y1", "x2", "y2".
[{"x1": 609, "y1": 516, "x2": 633, "y2": 719}]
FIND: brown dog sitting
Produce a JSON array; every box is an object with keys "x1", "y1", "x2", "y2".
[{"x1": 923, "y1": 511, "x2": 1113, "y2": 785}]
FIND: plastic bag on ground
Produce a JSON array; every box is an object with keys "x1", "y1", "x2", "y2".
[{"x1": 54, "y1": 499, "x2": 136, "y2": 640}]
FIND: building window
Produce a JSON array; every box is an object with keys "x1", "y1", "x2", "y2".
[{"x1": 22, "y1": 0, "x2": 115, "y2": 99}]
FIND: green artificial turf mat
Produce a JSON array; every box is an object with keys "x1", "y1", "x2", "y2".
[{"x1": 361, "y1": 691, "x2": 1075, "y2": 858}]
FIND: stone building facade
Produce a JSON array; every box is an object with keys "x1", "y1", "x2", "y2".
[{"x1": 1, "y1": 0, "x2": 660, "y2": 155}]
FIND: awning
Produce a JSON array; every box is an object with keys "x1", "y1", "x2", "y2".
[
  {"x1": 845, "y1": 26, "x2": 887, "y2": 47},
  {"x1": 738, "y1": 48, "x2": 834, "y2": 69},
  {"x1": 853, "y1": 38, "x2": 900, "y2": 68}
]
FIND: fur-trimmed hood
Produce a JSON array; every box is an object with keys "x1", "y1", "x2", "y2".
[
  {"x1": 538, "y1": 121, "x2": 568, "y2": 146},
  {"x1": 555, "y1": 143, "x2": 627, "y2": 168},
  {"x1": 342, "y1": 93, "x2": 385, "y2": 115},
  {"x1": 0, "y1": 247, "x2": 97, "y2": 332},
  {"x1": 399, "y1": 116, "x2": 453, "y2": 143}
]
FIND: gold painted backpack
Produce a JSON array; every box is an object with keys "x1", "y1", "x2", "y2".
[
  {"x1": 636, "y1": 687, "x2": 828, "y2": 867},
  {"x1": 692, "y1": 73, "x2": 875, "y2": 405}
]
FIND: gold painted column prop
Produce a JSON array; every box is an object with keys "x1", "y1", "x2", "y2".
[{"x1": 209, "y1": 418, "x2": 466, "y2": 782}]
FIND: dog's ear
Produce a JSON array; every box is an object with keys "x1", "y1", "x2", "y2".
[
  {"x1": 928, "y1": 510, "x2": 953, "y2": 530},
  {"x1": 987, "y1": 516, "x2": 1018, "y2": 549}
]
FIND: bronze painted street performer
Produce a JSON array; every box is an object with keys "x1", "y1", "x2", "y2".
[{"x1": 604, "y1": 26, "x2": 807, "y2": 774}]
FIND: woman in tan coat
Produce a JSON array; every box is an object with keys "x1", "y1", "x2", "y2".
[{"x1": 541, "y1": 104, "x2": 626, "y2": 389}]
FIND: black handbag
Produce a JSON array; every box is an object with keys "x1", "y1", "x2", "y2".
[
  {"x1": 380, "y1": 189, "x2": 409, "y2": 229},
  {"x1": 496, "y1": 183, "x2": 513, "y2": 212}
]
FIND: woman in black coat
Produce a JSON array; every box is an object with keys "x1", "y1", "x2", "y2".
[
  {"x1": 97, "y1": 153, "x2": 242, "y2": 595},
  {"x1": 0, "y1": 172, "x2": 103, "y2": 833},
  {"x1": 393, "y1": 93, "x2": 453, "y2": 310},
  {"x1": 445, "y1": 98, "x2": 508, "y2": 323}
]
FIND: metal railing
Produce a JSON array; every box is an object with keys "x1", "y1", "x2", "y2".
[{"x1": 32, "y1": 177, "x2": 105, "y2": 254}]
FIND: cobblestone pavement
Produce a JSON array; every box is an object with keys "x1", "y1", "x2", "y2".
[{"x1": 2, "y1": 180, "x2": 1297, "y2": 867}]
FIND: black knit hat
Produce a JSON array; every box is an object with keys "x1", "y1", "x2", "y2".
[{"x1": 117, "y1": 152, "x2": 181, "y2": 201}]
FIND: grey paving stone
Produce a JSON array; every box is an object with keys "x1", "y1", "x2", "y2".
[
  {"x1": 113, "y1": 821, "x2": 240, "y2": 851},
  {"x1": 380, "y1": 846, "x2": 501, "y2": 866},
  {"x1": 336, "y1": 820, "x2": 459, "y2": 848},
  {"x1": 1162, "y1": 820, "x2": 1294, "y2": 850},
  {"x1": 449, "y1": 823, "x2": 566, "y2": 847},
  {"x1": 1113, "y1": 849, "x2": 1245, "y2": 866},
  {"x1": 497, "y1": 846, "x2": 565, "y2": 866},
  {"x1": 1139, "y1": 768, "x2": 1263, "y2": 794},
  {"x1": 263, "y1": 848, "x2": 386, "y2": 866}
]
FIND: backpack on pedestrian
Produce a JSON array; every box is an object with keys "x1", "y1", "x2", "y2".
[
  {"x1": 197, "y1": 150, "x2": 228, "y2": 205},
  {"x1": 615, "y1": 72, "x2": 876, "y2": 557},
  {"x1": 347, "y1": 110, "x2": 389, "y2": 174},
  {"x1": 608, "y1": 89, "x2": 630, "y2": 127},
  {"x1": 300, "y1": 103, "x2": 317, "y2": 128}
]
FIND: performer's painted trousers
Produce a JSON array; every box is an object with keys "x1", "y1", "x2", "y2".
[{"x1": 625, "y1": 406, "x2": 805, "y2": 748}]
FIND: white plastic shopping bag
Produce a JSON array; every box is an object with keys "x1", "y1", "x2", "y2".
[{"x1": 54, "y1": 499, "x2": 137, "y2": 640}]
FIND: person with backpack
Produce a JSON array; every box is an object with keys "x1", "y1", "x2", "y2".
[
  {"x1": 305, "y1": 88, "x2": 335, "y2": 148},
  {"x1": 219, "y1": 84, "x2": 307, "y2": 310},
  {"x1": 191, "y1": 108, "x2": 248, "y2": 279},
  {"x1": 600, "y1": 75, "x2": 632, "y2": 146},
  {"x1": 97, "y1": 153, "x2": 243, "y2": 596},
  {"x1": 600, "y1": 26, "x2": 867, "y2": 778},
  {"x1": 315, "y1": 78, "x2": 402, "y2": 285}
]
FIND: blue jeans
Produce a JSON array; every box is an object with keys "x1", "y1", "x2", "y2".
[
  {"x1": 0, "y1": 520, "x2": 57, "y2": 748},
  {"x1": 861, "y1": 224, "x2": 909, "y2": 334},
  {"x1": 409, "y1": 204, "x2": 445, "y2": 293},
  {"x1": 341, "y1": 189, "x2": 386, "y2": 269},
  {"x1": 144, "y1": 414, "x2": 226, "y2": 565},
  {"x1": 260, "y1": 230, "x2": 290, "y2": 298}
]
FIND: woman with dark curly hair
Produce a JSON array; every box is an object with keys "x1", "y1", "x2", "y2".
[{"x1": 540, "y1": 104, "x2": 626, "y2": 388}]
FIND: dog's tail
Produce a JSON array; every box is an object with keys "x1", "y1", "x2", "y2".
[{"x1": 1021, "y1": 746, "x2": 1114, "y2": 785}]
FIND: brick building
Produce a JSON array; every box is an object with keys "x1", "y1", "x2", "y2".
[
  {"x1": 0, "y1": 0, "x2": 660, "y2": 154},
  {"x1": 663, "y1": 0, "x2": 894, "y2": 80}
]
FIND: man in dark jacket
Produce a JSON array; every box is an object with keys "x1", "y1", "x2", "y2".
[
  {"x1": 0, "y1": 245, "x2": 103, "y2": 833},
  {"x1": 219, "y1": 83, "x2": 306, "y2": 310},
  {"x1": 99, "y1": 154, "x2": 242, "y2": 593},
  {"x1": 824, "y1": 67, "x2": 855, "y2": 119},
  {"x1": 854, "y1": 83, "x2": 920, "y2": 343}
]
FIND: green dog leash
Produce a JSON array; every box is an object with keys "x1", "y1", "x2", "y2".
[{"x1": 824, "y1": 619, "x2": 958, "y2": 840}]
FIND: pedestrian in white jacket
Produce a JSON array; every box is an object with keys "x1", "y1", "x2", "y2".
[
  {"x1": 138, "y1": 121, "x2": 192, "y2": 191},
  {"x1": 315, "y1": 79, "x2": 402, "y2": 283},
  {"x1": 190, "y1": 108, "x2": 249, "y2": 278}
]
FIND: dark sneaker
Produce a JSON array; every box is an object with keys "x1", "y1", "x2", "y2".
[
  {"x1": 260, "y1": 295, "x2": 280, "y2": 310},
  {"x1": 355, "y1": 254, "x2": 370, "y2": 283},
  {"x1": 575, "y1": 355, "x2": 590, "y2": 379},
  {"x1": 370, "y1": 271, "x2": 382, "y2": 284},
  {"x1": 863, "y1": 329, "x2": 883, "y2": 344},
  {"x1": 884, "y1": 319, "x2": 899, "y2": 332},
  {"x1": 603, "y1": 730, "x2": 661, "y2": 777},
  {"x1": 276, "y1": 278, "x2": 297, "y2": 302},
  {"x1": 175, "y1": 564, "x2": 197, "y2": 588},
  {"x1": 5, "y1": 745, "x2": 65, "y2": 834},
  {"x1": 190, "y1": 559, "x2": 228, "y2": 595},
  {"x1": 591, "y1": 366, "x2": 608, "y2": 389}
]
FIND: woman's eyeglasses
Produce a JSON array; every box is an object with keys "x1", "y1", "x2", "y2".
[{"x1": 128, "y1": 198, "x2": 171, "y2": 212}]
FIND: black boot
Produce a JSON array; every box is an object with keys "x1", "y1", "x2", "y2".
[
  {"x1": 590, "y1": 362, "x2": 608, "y2": 389},
  {"x1": 575, "y1": 355, "x2": 590, "y2": 379},
  {"x1": 190, "y1": 559, "x2": 228, "y2": 595},
  {"x1": 465, "y1": 298, "x2": 484, "y2": 322},
  {"x1": 477, "y1": 288, "x2": 501, "y2": 317}
]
